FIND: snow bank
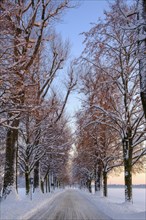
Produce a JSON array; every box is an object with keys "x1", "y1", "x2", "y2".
[
  {"x1": 0, "y1": 188, "x2": 64, "y2": 220},
  {"x1": 1, "y1": 187, "x2": 145, "y2": 220},
  {"x1": 88, "y1": 187, "x2": 146, "y2": 220}
]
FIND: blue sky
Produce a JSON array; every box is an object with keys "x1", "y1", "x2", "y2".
[
  {"x1": 54, "y1": 0, "x2": 109, "y2": 131},
  {"x1": 56, "y1": 0, "x2": 108, "y2": 58},
  {"x1": 54, "y1": 1, "x2": 146, "y2": 184}
]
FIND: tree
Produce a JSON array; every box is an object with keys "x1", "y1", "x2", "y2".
[
  {"x1": 75, "y1": 69, "x2": 123, "y2": 196},
  {"x1": 39, "y1": 98, "x2": 73, "y2": 193},
  {"x1": 117, "y1": 0, "x2": 146, "y2": 118},
  {"x1": 0, "y1": 0, "x2": 75, "y2": 197},
  {"x1": 80, "y1": 0, "x2": 146, "y2": 201},
  {"x1": 138, "y1": 0, "x2": 146, "y2": 118}
]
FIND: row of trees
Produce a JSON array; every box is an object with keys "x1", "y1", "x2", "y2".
[
  {"x1": 0, "y1": 0, "x2": 76, "y2": 197},
  {"x1": 0, "y1": 0, "x2": 145, "y2": 203},
  {"x1": 73, "y1": 0, "x2": 146, "y2": 202}
]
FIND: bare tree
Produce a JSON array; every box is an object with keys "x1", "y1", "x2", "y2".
[
  {"x1": 79, "y1": 1, "x2": 146, "y2": 201},
  {"x1": 0, "y1": 0, "x2": 75, "y2": 197},
  {"x1": 117, "y1": 0, "x2": 146, "y2": 118}
]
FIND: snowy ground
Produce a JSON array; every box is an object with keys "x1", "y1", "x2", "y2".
[
  {"x1": 0, "y1": 187, "x2": 146, "y2": 220},
  {"x1": 89, "y1": 187, "x2": 146, "y2": 220},
  {"x1": 28, "y1": 189, "x2": 111, "y2": 220},
  {"x1": 1, "y1": 188, "x2": 64, "y2": 220}
]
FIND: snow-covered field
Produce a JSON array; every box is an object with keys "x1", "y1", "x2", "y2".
[
  {"x1": 90, "y1": 187, "x2": 146, "y2": 220},
  {"x1": 108, "y1": 187, "x2": 146, "y2": 211},
  {"x1": 0, "y1": 187, "x2": 146, "y2": 220},
  {"x1": 1, "y1": 188, "x2": 64, "y2": 220}
]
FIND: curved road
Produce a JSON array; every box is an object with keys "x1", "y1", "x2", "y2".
[{"x1": 29, "y1": 189, "x2": 112, "y2": 220}]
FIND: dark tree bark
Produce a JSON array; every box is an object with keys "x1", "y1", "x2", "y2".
[
  {"x1": 95, "y1": 172, "x2": 102, "y2": 192},
  {"x1": 124, "y1": 159, "x2": 132, "y2": 202},
  {"x1": 103, "y1": 171, "x2": 108, "y2": 197},
  {"x1": 139, "y1": 0, "x2": 146, "y2": 119},
  {"x1": 95, "y1": 163, "x2": 102, "y2": 192},
  {"x1": 25, "y1": 172, "x2": 30, "y2": 195},
  {"x1": 48, "y1": 174, "x2": 50, "y2": 193},
  {"x1": 2, "y1": 5, "x2": 23, "y2": 196},
  {"x1": 122, "y1": 136, "x2": 133, "y2": 202},
  {"x1": 87, "y1": 180, "x2": 91, "y2": 193},
  {"x1": 41, "y1": 180, "x2": 44, "y2": 194},
  {"x1": 45, "y1": 176, "x2": 48, "y2": 193},
  {"x1": 33, "y1": 161, "x2": 40, "y2": 192},
  {"x1": 3, "y1": 117, "x2": 19, "y2": 196}
]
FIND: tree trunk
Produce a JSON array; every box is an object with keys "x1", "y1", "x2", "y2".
[
  {"x1": 45, "y1": 176, "x2": 48, "y2": 193},
  {"x1": 15, "y1": 140, "x2": 18, "y2": 193},
  {"x1": 58, "y1": 180, "x2": 61, "y2": 188},
  {"x1": 95, "y1": 180, "x2": 98, "y2": 192},
  {"x1": 139, "y1": 0, "x2": 146, "y2": 119},
  {"x1": 123, "y1": 138, "x2": 133, "y2": 202},
  {"x1": 57, "y1": 180, "x2": 59, "y2": 188},
  {"x1": 33, "y1": 161, "x2": 39, "y2": 192},
  {"x1": 95, "y1": 170, "x2": 102, "y2": 191},
  {"x1": 3, "y1": 118, "x2": 19, "y2": 196},
  {"x1": 140, "y1": 70, "x2": 146, "y2": 119},
  {"x1": 48, "y1": 173, "x2": 50, "y2": 192},
  {"x1": 25, "y1": 172, "x2": 30, "y2": 195},
  {"x1": 33, "y1": 125, "x2": 41, "y2": 192},
  {"x1": 124, "y1": 159, "x2": 132, "y2": 202},
  {"x1": 87, "y1": 180, "x2": 91, "y2": 193},
  {"x1": 2, "y1": 9, "x2": 24, "y2": 197},
  {"x1": 53, "y1": 176, "x2": 55, "y2": 190},
  {"x1": 103, "y1": 171, "x2": 108, "y2": 197},
  {"x1": 48, "y1": 172, "x2": 51, "y2": 192},
  {"x1": 41, "y1": 180, "x2": 44, "y2": 193}
]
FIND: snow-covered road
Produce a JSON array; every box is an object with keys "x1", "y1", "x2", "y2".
[{"x1": 28, "y1": 189, "x2": 112, "y2": 220}]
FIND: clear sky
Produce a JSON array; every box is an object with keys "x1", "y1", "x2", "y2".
[
  {"x1": 55, "y1": 0, "x2": 109, "y2": 131},
  {"x1": 56, "y1": 0, "x2": 108, "y2": 58},
  {"x1": 108, "y1": 172, "x2": 146, "y2": 185},
  {"x1": 55, "y1": 0, "x2": 146, "y2": 185}
]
